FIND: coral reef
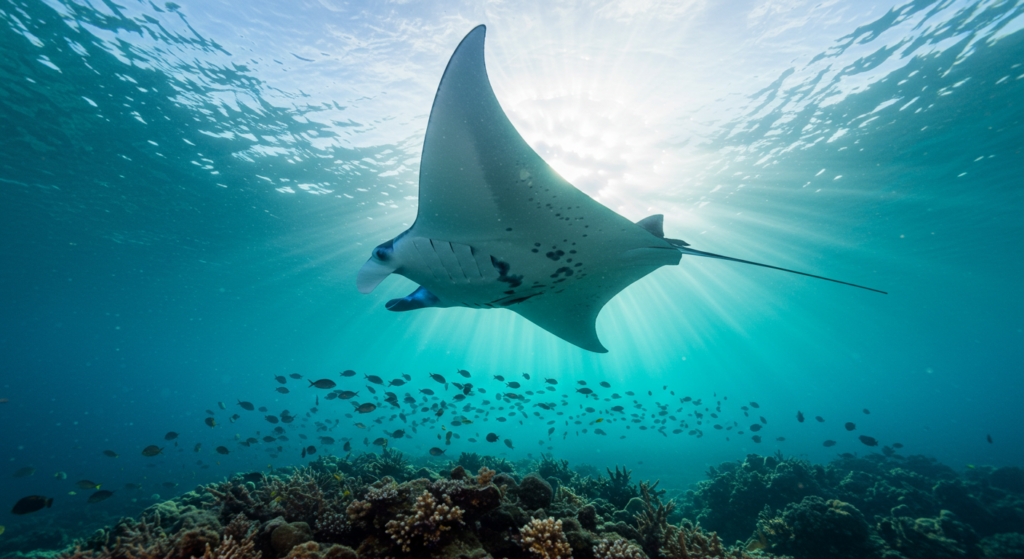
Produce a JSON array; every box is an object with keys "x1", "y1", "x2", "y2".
[
  {"x1": 680, "y1": 454, "x2": 828, "y2": 545},
  {"x1": 14, "y1": 451, "x2": 1023, "y2": 559},
  {"x1": 754, "y1": 496, "x2": 882, "y2": 559},
  {"x1": 876, "y1": 509, "x2": 980, "y2": 559}
]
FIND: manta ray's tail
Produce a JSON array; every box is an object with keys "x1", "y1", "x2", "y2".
[{"x1": 673, "y1": 244, "x2": 887, "y2": 294}]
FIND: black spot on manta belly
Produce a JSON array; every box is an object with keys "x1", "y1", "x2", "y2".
[
  {"x1": 490, "y1": 256, "x2": 523, "y2": 288},
  {"x1": 546, "y1": 250, "x2": 565, "y2": 261},
  {"x1": 550, "y1": 267, "x2": 573, "y2": 279}
]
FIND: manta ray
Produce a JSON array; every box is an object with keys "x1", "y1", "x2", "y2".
[{"x1": 357, "y1": 25, "x2": 885, "y2": 353}]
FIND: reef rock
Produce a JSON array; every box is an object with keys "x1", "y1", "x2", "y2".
[
  {"x1": 758, "y1": 495, "x2": 881, "y2": 559},
  {"x1": 979, "y1": 532, "x2": 1024, "y2": 559},
  {"x1": 877, "y1": 510, "x2": 980, "y2": 559},
  {"x1": 271, "y1": 521, "x2": 313, "y2": 556},
  {"x1": 518, "y1": 473, "x2": 554, "y2": 511},
  {"x1": 577, "y1": 504, "x2": 599, "y2": 531},
  {"x1": 682, "y1": 454, "x2": 828, "y2": 543},
  {"x1": 282, "y1": 542, "x2": 357, "y2": 559}
]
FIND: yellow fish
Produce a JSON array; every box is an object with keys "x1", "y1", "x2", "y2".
[
  {"x1": 596, "y1": 418, "x2": 604, "y2": 423},
  {"x1": 442, "y1": 425, "x2": 447, "y2": 431},
  {"x1": 0, "y1": 525, "x2": 5, "y2": 536},
  {"x1": 68, "y1": 491, "x2": 77, "y2": 496},
  {"x1": 343, "y1": 491, "x2": 350, "y2": 497},
  {"x1": 333, "y1": 474, "x2": 343, "y2": 481}
]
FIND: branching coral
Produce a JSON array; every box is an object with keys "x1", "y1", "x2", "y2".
[
  {"x1": 634, "y1": 480, "x2": 675, "y2": 557},
  {"x1": 594, "y1": 538, "x2": 647, "y2": 559},
  {"x1": 384, "y1": 490, "x2": 465, "y2": 552},
  {"x1": 455, "y1": 452, "x2": 516, "y2": 475},
  {"x1": 256, "y1": 469, "x2": 327, "y2": 524},
  {"x1": 89, "y1": 517, "x2": 175, "y2": 559},
  {"x1": 661, "y1": 522, "x2": 753, "y2": 559},
  {"x1": 352, "y1": 448, "x2": 411, "y2": 482},
  {"x1": 196, "y1": 534, "x2": 261, "y2": 559},
  {"x1": 313, "y1": 511, "x2": 349, "y2": 543},
  {"x1": 457, "y1": 452, "x2": 485, "y2": 473},
  {"x1": 221, "y1": 514, "x2": 255, "y2": 545},
  {"x1": 539, "y1": 456, "x2": 574, "y2": 485},
  {"x1": 555, "y1": 485, "x2": 586, "y2": 508},
  {"x1": 176, "y1": 526, "x2": 221, "y2": 558},
  {"x1": 56, "y1": 513, "x2": 258, "y2": 559},
  {"x1": 599, "y1": 466, "x2": 641, "y2": 509},
  {"x1": 206, "y1": 483, "x2": 260, "y2": 520},
  {"x1": 364, "y1": 477, "x2": 400, "y2": 500},
  {"x1": 477, "y1": 466, "x2": 497, "y2": 485},
  {"x1": 518, "y1": 517, "x2": 572, "y2": 559},
  {"x1": 345, "y1": 477, "x2": 401, "y2": 528}
]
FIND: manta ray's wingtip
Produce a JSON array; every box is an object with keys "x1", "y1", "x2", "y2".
[{"x1": 456, "y1": 25, "x2": 486, "y2": 48}]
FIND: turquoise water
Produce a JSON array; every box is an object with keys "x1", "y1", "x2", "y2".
[{"x1": 1, "y1": 0, "x2": 1022, "y2": 544}]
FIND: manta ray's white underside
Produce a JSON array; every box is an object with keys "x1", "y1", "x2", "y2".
[{"x1": 357, "y1": 25, "x2": 884, "y2": 353}]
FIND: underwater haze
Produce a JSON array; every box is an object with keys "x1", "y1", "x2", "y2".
[{"x1": 1, "y1": 0, "x2": 1023, "y2": 556}]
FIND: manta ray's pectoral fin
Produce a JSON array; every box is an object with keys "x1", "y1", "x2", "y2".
[
  {"x1": 386, "y1": 286, "x2": 449, "y2": 312},
  {"x1": 513, "y1": 300, "x2": 608, "y2": 353},
  {"x1": 677, "y1": 246, "x2": 887, "y2": 294},
  {"x1": 357, "y1": 258, "x2": 398, "y2": 294}
]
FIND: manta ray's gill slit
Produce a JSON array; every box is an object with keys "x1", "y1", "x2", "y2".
[
  {"x1": 427, "y1": 239, "x2": 456, "y2": 282},
  {"x1": 497, "y1": 293, "x2": 540, "y2": 307}
]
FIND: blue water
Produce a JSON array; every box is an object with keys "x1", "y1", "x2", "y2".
[{"x1": 1, "y1": 0, "x2": 1022, "y2": 544}]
